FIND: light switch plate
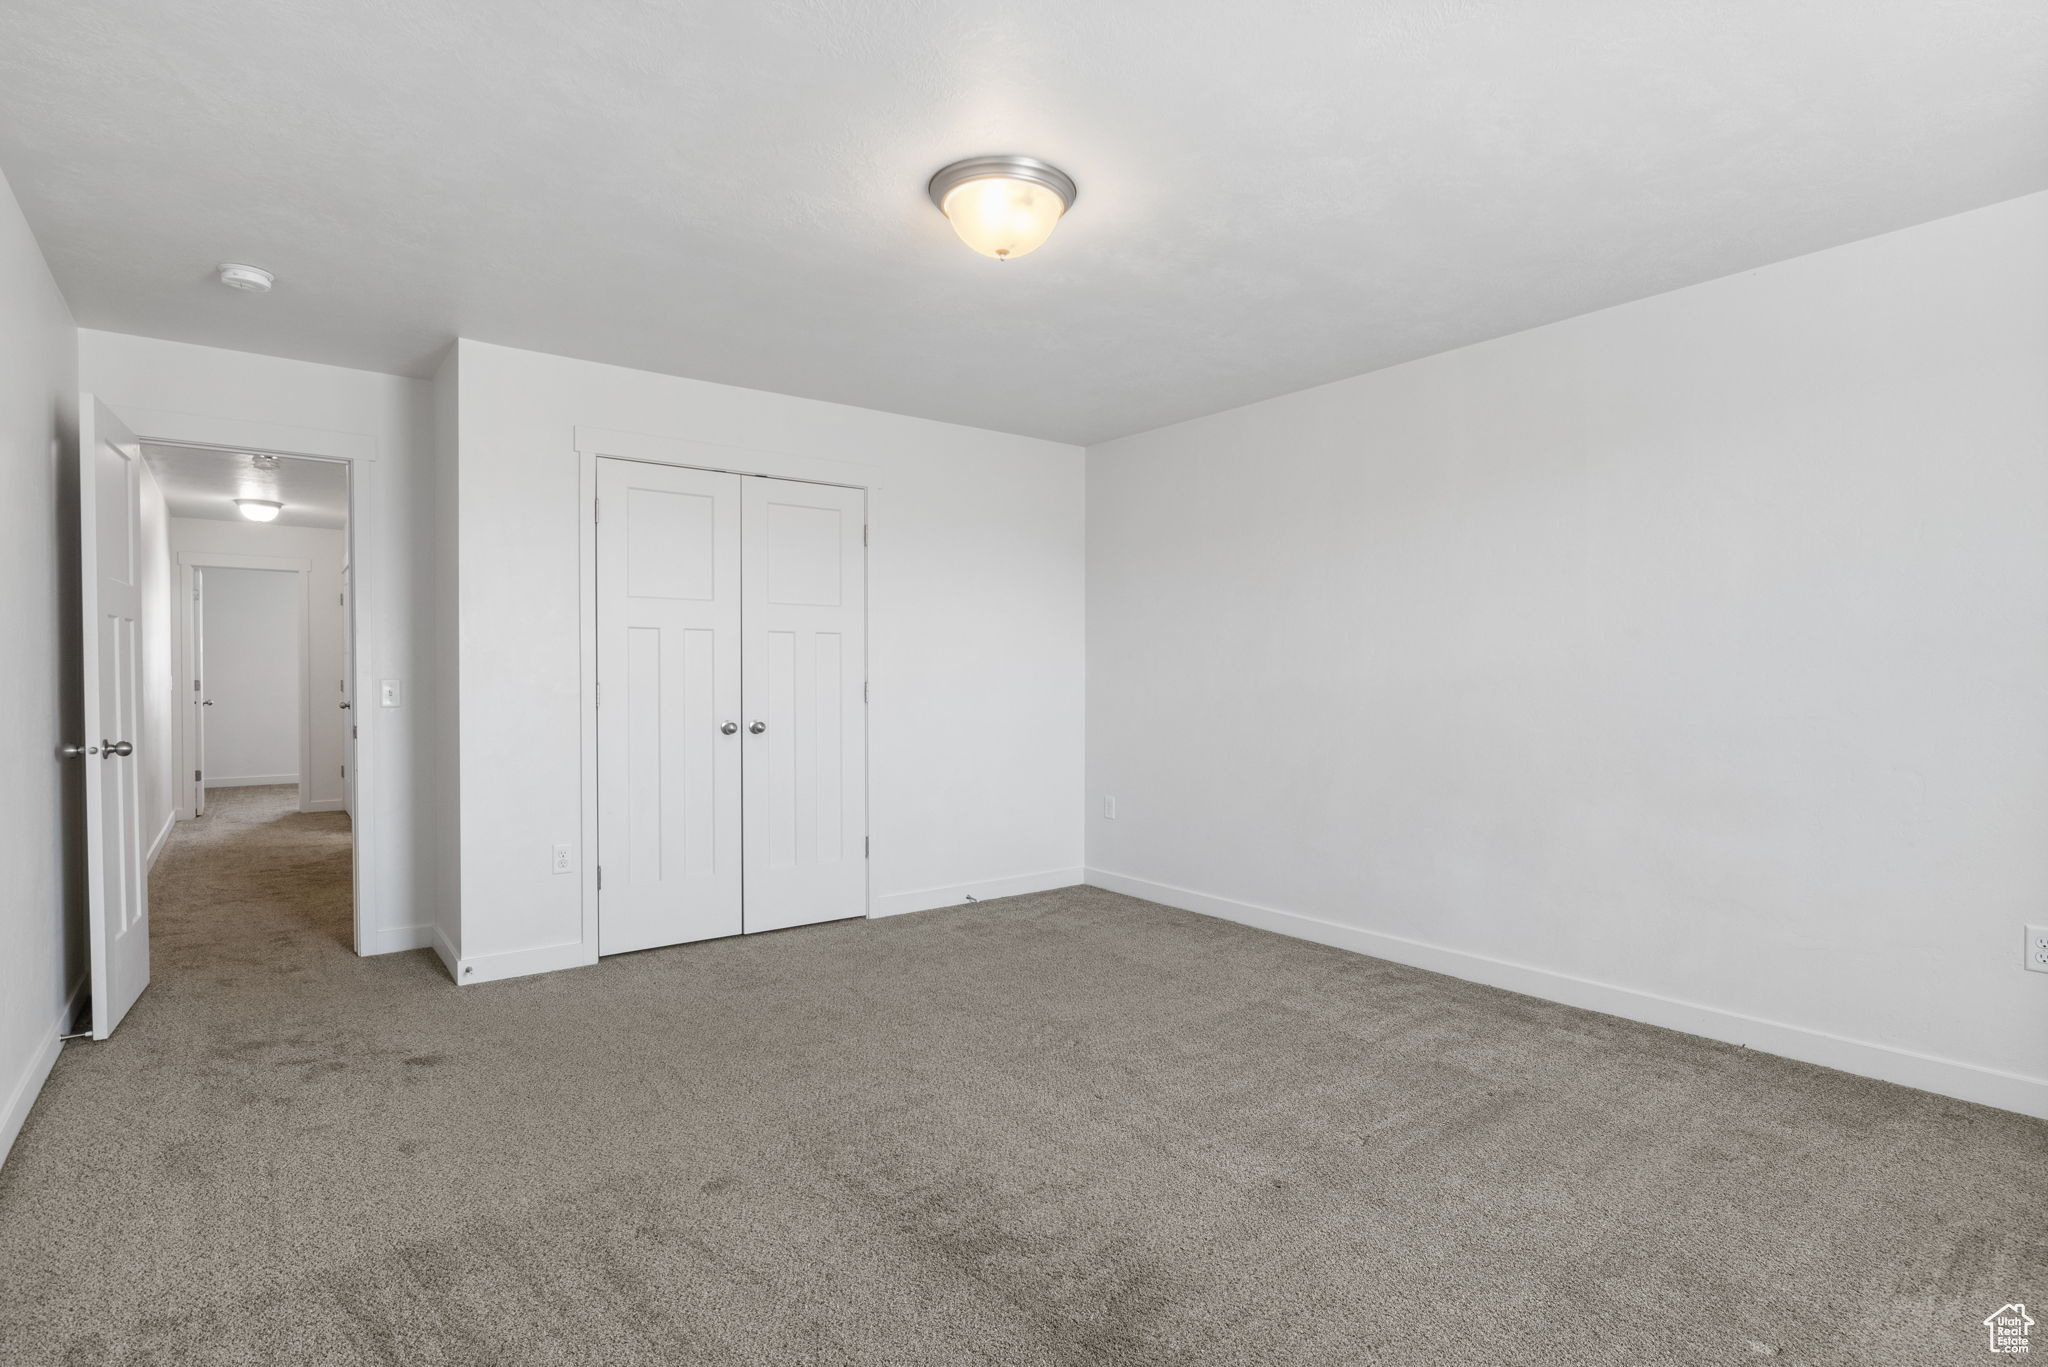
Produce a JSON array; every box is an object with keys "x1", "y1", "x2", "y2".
[{"x1": 380, "y1": 679, "x2": 402, "y2": 708}]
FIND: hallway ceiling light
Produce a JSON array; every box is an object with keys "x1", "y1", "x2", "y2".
[
  {"x1": 217, "y1": 263, "x2": 274, "y2": 292},
  {"x1": 234, "y1": 499, "x2": 283, "y2": 522},
  {"x1": 927, "y1": 156, "x2": 1077, "y2": 261}
]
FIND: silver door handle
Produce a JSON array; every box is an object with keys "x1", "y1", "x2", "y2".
[
  {"x1": 340, "y1": 702, "x2": 351, "y2": 710},
  {"x1": 201, "y1": 699, "x2": 212, "y2": 706},
  {"x1": 748, "y1": 721, "x2": 766, "y2": 734},
  {"x1": 103, "y1": 740, "x2": 134, "y2": 757},
  {"x1": 61, "y1": 743, "x2": 98, "y2": 758},
  {"x1": 720, "y1": 721, "x2": 738, "y2": 735}
]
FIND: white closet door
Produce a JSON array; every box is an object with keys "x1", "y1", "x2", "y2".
[
  {"x1": 596, "y1": 460, "x2": 743, "y2": 954},
  {"x1": 741, "y1": 476, "x2": 866, "y2": 933}
]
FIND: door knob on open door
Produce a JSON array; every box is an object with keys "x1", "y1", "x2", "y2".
[
  {"x1": 103, "y1": 740, "x2": 134, "y2": 757},
  {"x1": 749, "y1": 721, "x2": 766, "y2": 734},
  {"x1": 720, "y1": 721, "x2": 738, "y2": 735}
]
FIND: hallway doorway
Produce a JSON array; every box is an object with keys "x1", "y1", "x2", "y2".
[{"x1": 138, "y1": 442, "x2": 360, "y2": 964}]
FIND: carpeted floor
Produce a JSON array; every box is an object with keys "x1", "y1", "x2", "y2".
[{"x1": 1, "y1": 786, "x2": 2041, "y2": 1365}]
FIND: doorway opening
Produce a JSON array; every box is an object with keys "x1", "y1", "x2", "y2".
[{"x1": 142, "y1": 443, "x2": 359, "y2": 952}]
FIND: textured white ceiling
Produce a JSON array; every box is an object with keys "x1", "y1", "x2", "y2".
[
  {"x1": 143, "y1": 444, "x2": 349, "y2": 529},
  {"x1": 4, "y1": 2, "x2": 2044, "y2": 444}
]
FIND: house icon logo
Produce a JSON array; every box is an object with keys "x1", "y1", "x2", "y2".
[{"x1": 1985, "y1": 1304, "x2": 2034, "y2": 1354}]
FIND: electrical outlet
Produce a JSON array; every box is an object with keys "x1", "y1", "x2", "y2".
[
  {"x1": 552, "y1": 844, "x2": 574, "y2": 875},
  {"x1": 1103, "y1": 796, "x2": 1117, "y2": 820},
  {"x1": 2027, "y1": 924, "x2": 2048, "y2": 974}
]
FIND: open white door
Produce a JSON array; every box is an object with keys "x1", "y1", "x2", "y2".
[
  {"x1": 740, "y1": 476, "x2": 866, "y2": 934},
  {"x1": 78, "y1": 397, "x2": 150, "y2": 1038},
  {"x1": 191, "y1": 567, "x2": 206, "y2": 817}
]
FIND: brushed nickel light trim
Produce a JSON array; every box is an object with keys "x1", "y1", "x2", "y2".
[{"x1": 926, "y1": 155, "x2": 1078, "y2": 214}]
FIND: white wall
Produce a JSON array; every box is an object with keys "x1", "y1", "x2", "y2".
[
  {"x1": 171, "y1": 520, "x2": 350, "y2": 808},
  {"x1": 0, "y1": 166, "x2": 80, "y2": 1166},
  {"x1": 196, "y1": 568, "x2": 301, "y2": 785},
  {"x1": 449, "y1": 340, "x2": 1085, "y2": 980},
  {"x1": 1086, "y1": 192, "x2": 2048, "y2": 1119},
  {"x1": 79, "y1": 332, "x2": 438, "y2": 954}
]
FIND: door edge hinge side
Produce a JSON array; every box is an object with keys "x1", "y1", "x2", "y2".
[
  {"x1": 864, "y1": 836, "x2": 870, "y2": 858},
  {"x1": 863, "y1": 524, "x2": 868, "y2": 547},
  {"x1": 593, "y1": 496, "x2": 600, "y2": 523},
  {"x1": 597, "y1": 866, "x2": 603, "y2": 891}
]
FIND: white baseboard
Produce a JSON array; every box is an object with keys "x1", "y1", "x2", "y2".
[
  {"x1": 360, "y1": 924, "x2": 433, "y2": 955},
  {"x1": 206, "y1": 774, "x2": 298, "y2": 789},
  {"x1": 303, "y1": 798, "x2": 346, "y2": 813},
  {"x1": 146, "y1": 810, "x2": 176, "y2": 870},
  {"x1": 1, "y1": 977, "x2": 87, "y2": 1172},
  {"x1": 1085, "y1": 867, "x2": 2048, "y2": 1122},
  {"x1": 431, "y1": 924, "x2": 460, "y2": 980},
  {"x1": 870, "y1": 867, "x2": 1085, "y2": 918},
  {"x1": 451, "y1": 936, "x2": 593, "y2": 986}
]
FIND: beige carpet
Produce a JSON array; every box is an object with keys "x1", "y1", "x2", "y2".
[{"x1": 1, "y1": 785, "x2": 2041, "y2": 1366}]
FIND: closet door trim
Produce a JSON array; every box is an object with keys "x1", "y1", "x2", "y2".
[{"x1": 577, "y1": 433, "x2": 877, "y2": 964}]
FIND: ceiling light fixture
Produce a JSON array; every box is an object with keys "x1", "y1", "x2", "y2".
[
  {"x1": 928, "y1": 156, "x2": 1077, "y2": 261},
  {"x1": 217, "y1": 263, "x2": 274, "y2": 293},
  {"x1": 234, "y1": 499, "x2": 283, "y2": 522}
]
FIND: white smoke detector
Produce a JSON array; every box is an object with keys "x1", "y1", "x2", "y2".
[{"x1": 217, "y1": 263, "x2": 274, "y2": 293}]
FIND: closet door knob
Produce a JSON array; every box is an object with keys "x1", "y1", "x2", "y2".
[
  {"x1": 104, "y1": 740, "x2": 134, "y2": 757},
  {"x1": 720, "y1": 722, "x2": 738, "y2": 735},
  {"x1": 748, "y1": 721, "x2": 766, "y2": 734}
]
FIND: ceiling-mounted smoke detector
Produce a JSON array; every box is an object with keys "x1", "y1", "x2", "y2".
[{"x1": 217, "y1": 263, "x2": 274, "y2": 293}]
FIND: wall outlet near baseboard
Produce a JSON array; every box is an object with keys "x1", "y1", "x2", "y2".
[
  {"x1": 1103, "y1": 796, "x2": 1117, "y2": 820},
  {"x1": 552, "y1": 844, "x2": 574, "y2": 875},
  {"x1": 2027, "y1": 924, "x2": 2048, "y2": 974}
]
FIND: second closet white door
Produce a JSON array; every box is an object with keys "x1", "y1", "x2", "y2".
[{"x1": 740, "y1": 476, "x2": 867, "y2": 933}]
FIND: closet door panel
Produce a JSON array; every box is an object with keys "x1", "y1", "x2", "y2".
[
  {"x1": 741, "y1": 476, "x2": 866, "y2": 932},
  {"x1": 597, "y1": 460, "x2": 743, "y2": 954}
]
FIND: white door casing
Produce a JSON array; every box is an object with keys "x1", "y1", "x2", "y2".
[
  {"x1": 80, "y1": 397, "x2": 151, "y2": 1038},
  {"x1": 192, "y1": 567, "x2": 206, "y2": 817},
  {"x1": 340, "y1": 562, "x2": 353, "y2": 818},
  {"x1": 740, "y1": 476, "x2": 867, "y2": 934},
  {"x1": 596, "y1": 460, "x2": 744, "y2": 954}
]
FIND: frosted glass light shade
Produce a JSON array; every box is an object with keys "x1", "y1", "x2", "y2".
[
  {"x1": 941, "y1": 177, "x2": 1066, "y2": 260},
  {"x1": 235, "y1": 499, "x2": 282, "y2": 522},
  {"x1": 928, "y1": 157, "x2": 1077, "y2": 261}
]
